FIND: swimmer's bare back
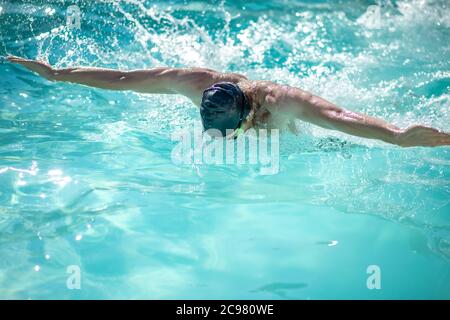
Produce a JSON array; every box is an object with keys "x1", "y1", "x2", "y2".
[{"x1": 7, "y1": 55, "x2": 450, "y2": 147}]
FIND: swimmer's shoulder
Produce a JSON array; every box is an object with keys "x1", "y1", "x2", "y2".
[{"x1": 218, "y1": 71, "x2": 249, "y2": 83}]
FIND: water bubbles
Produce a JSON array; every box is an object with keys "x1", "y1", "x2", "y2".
[
  {"x1": 328, "y1": 240, "x2": 338, "y2": 247},
  {"x1": 0, "y1": 0, "x2": 449, "y2": 299},
  {"x1": 44, "y1": 7, "x2": 55, "y2": 16},
  {"x1": 48, "y1": 169, "x2": 63, "y2": 176},
  {"x1": 48, "y1": 169, "x2": 72, "y2": 187},
  {"x1": 357, "y1": 5, "x2": 382, "y2": 30}
]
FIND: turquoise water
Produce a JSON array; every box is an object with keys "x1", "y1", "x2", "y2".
[{"x1": 0, "y1": 0, "x2": 450, "y2": 299}]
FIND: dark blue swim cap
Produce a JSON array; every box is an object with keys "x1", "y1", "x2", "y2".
[{"x1": 200, "y1": 82, "x2": 251, "y2": 136}]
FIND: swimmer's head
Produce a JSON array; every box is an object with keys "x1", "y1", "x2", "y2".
[{"x1": 200, "y1": 82, "x2": 251, "y2": 137}]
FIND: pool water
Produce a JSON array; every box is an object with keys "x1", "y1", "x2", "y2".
[{"x1": 0, "y1": 0, "x2": 449, "y2": 299}]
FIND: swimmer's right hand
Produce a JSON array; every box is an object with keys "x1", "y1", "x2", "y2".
[{"x1": 7, "y1": 55, "x2": 55, "y2": 81}]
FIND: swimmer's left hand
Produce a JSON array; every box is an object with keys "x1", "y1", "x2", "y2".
[
  {"x1": 395, "y1": 125, "x2": 450, "y2": 147},
  {"x1": 7, "y1": 55, "x2": 55, "y2": 81}
]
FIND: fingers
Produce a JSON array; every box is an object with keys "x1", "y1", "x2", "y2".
[
  {"x1": 418, "y1": 130, "x2": 450, "y2": 146},
  {"x1": 400, "y1": 125, "x2": 450, "y2": 147},
  {"x1": 7, "y1": 56, "x2": 51, "y2": 73},
  {"x1": 7, "y1": 55, "x2": 48, "y2": 66},
  {"x1": 433, "y1": 132, "x2": 450, "y2": 146},
  {"x1": 7, "y1": 55, "x2": 30, "y2": 63},
  {"x1": 7, "y1": 56, "x2": 35, "y2": 68},
  {"x1": 7, "y1": 55, "x2": 21, "y2": 60}
]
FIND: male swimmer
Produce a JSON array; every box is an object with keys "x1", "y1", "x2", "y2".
[{"x1": 6, "y1": 55, "x2": 450, "y2": 147}]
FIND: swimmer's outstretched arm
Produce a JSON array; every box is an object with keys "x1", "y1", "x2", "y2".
[
  {"x1": 6, "y1": 55, "x2": 235, "y2": 105},
  {"x1": 264, "y1": 84, "x2": 450, "y2": 147}
]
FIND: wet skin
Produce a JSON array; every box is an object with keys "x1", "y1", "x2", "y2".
[{"x1": 7, "y1": 55, "x2": 450, "y2": 147}]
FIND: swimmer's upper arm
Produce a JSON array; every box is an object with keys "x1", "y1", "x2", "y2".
[
  {"x1": 117, "y1": 67, "x2": 247, "y2": 105},
  {"x1": 170, "y1": 68, "x2": 248, "y2": 105}
]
